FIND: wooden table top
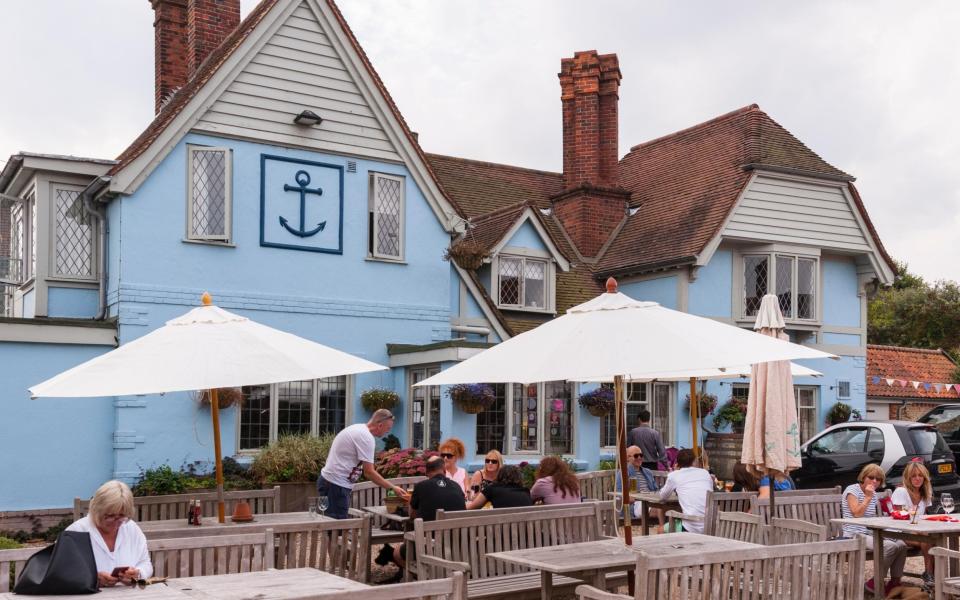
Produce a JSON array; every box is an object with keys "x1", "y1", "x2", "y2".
[
  {"x1": 0, "y1": 582, "x2": 187, "y2": 600},
  {"x1": 139, "y1": 512, "x2": 332, "y2": 538},
  {"x1": 361, "y1": 505, "x2": 410, "y2": 523},
  {"x1": 623, "y1": 491, "x2": 678, "y2": 503},
  {"x1": 168, "y1": 568, "x2": 368, "y2": 599},
  {"x1": 488, "y1": 532, "x2": 761, "y2": 574},
  {"x1": 832, "y1": 515, "x2": 960, "y2": 534}
]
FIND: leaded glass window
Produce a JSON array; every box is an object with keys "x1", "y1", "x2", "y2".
[
  {"x1": 743, "y1": 255, "x2": 768, "y2": 317},
  {"x1": 237, "y1": 376, "x2": 349, "y2": 451},
  {"x1": 369, "y1": 172, "x2": 404, "y2": 259},
  {"x1": 55, "y1": 187, "x2": 95, "y2": 279},
  {"x1": 797, "y1": 258, "x2": 816, "y2": 319},
  {"x1": 476, "y1": 383, "x2": 507, "y2": 454},
  {"x1": 743, "y1": 253, "x2": 817, "y2": 321},
  {"x1": 187, "y1": 146, "x2": 231, "y2": 241},
  {"x1": 498, "y1": 256, "x2": 549, "y2": 310},
  {"x1": 776, "y1": 255, "x2": 794, "y2": 318}
]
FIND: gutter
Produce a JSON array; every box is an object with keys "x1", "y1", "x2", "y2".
[{"x1": 79, "y1": 176, "x2": 112, "y2": 320}]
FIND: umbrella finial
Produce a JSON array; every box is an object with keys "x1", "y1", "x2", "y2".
[
  {"x1": 201, "y1": 292, "x2": 213, "y2": 306},
  {"x1": 605, "y1": 277, "x2": 618, "y2": 294}
]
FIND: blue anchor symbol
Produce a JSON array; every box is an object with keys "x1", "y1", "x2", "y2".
[{"x1": 280, "y1": 170, "x2": 325, "y2": 237}]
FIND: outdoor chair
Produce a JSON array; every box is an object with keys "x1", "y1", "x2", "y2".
[
  {"x1": 769, "y1": 517, "x2": 828, "y2": 545},
  {"x1": 714, "y1": 510, "x2": 765, "y2": 544}
]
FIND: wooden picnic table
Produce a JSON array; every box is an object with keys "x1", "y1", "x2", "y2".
[
  {"x1": 0, "y1": 583, "x2": 185, "y2": 600},
  {"x1": 488, "y1": 531, "x2": 761, "y2": 600},
  {"x1": 167, "y1": 567, "x2": 368, "y2": 599},
  {"x1": 360, "y1": 505, "x2": 411, "y2": 526},
  {"x1": 609, "y1": 490, "x2": 679, "y2": 535},
  {"x1": 833, "y1": 515, "x2": 960, "y2": 600},
  {"x1": 138, "y1": 511, "x2": 330, "y2": 538}
]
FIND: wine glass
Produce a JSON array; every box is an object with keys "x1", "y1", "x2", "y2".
[
  {"x1": 317, "y1": 495, "x2": 329, "y2": 519},
  {"x1": 942, "y1": 493, "x2": 955, "y2": 515}
]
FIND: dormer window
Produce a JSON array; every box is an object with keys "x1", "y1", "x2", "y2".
[
  {"x1": 743, "y1": 253, "x2": 817, "y2": 321},
  {"x1": 496, "y1": 255, "x2": 552, "y2": 311}
]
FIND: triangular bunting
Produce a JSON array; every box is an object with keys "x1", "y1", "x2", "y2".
[
  {"x1": 886, "y1": 378, "x2": 896, "y2": 386},
  {"x1": 934, "y1": 383, "x2": 943, "y2": 393},
  {"x1": 923, "y1": 382, "x2": 932, "y2": 391},
  {"x1": 911, "y1": 381, "x2": 921, "y2": 389}
]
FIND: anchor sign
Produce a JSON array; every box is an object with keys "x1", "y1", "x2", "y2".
[{"x1": 279, "y1": 170, "x2": 325, "y2": 237}]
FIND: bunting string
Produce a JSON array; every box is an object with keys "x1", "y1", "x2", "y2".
[{"x1": 872, "y1": 376, "x2": 960, "y2": 394}]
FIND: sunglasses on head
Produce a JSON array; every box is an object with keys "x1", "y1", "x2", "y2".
[
  {"x1": 440, "y1": 453, "x2": 455, "y2": 459},
  {"x1": 485, "y1": 459, "x2": 500, "y2": 464}
]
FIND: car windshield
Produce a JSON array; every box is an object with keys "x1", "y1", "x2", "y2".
[
  {"x1": 920, "y1": 407, "x2": 960, "y2": 426},
  {"x1": 909, "y1": 427, "x2": 950, "y2": 455}
]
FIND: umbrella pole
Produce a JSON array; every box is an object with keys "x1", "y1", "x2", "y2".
[
  {"x1": 210, "y1": 388, "x2": 225, "y2": 523},
  {"x1": 615, "y1": 375, "x2": 632, "y2": 546},
  {"x1": 689, "y1": 378, "x2": 700, "y2": 460}
]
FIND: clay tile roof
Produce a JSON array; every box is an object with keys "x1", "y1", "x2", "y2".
[
  {"x1": 463, "y1": 203, "x2": 529, "y2": 254},
  {"x1": 595, "y1": 104, "x2": 855, "y2": 276},
  {"x1": 867, "y1": 344, "x2": 960, "y2": 400}
]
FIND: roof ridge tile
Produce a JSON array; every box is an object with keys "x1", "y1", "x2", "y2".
[{"x1": 626, "y1": 104, "x2": 759, "y2": 153}]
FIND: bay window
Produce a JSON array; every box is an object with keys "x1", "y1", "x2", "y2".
[{"x1": 743, "y1": 253, "x2": 817, "y2": 320}]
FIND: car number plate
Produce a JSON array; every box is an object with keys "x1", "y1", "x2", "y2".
[{"x1": 939, "y1": 464, "x2": 953, "y2": 474}]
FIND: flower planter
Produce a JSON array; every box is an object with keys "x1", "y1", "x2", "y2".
[
  {"x1": 457, "y1": 402, "x2": 487, "y2": 414},
  {"x1": 384, "y1": 495, "x2": 406, "y2": 514},
  {"x1": 586, "y1": 405, "x2": 610, "y2": 418},
  {"x1": 275, "y1": 481, "x2": 316, "y2": 513},
  {"x1": 448, "y1": 384, "x2": 496, "y2": 414}
]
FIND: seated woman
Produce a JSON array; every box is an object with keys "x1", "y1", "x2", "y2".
[
  {"x1": 841, "y1": 464, "x2": 908, "y2": 596},
  {"x1": 467, "y1": 465, "x2": 532, "y2": 509},
  {"x1": 530, "y1": 456, "x2": 581, "y2": 505},
  {"x1": 731, "y1": 463, "x2": 759, "y2": 492},
  {"x1": 66, "y1": 480, "x2": 152, "y2": 588},
  {"x1": 468, "y1": 450, "x2": 502, "y2": 499},
  {"x1": 891, "y1": 461, "x2": 934, "y2": 587},
  {"x1": 438, "y1": 437, "x2": 468, "y2": 493},
  {"x1": 758, "y1": 469, "x2": 794, "y2": 498}
]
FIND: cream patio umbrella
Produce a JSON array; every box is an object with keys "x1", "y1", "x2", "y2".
[
  {"x1": 416, "y1": 278, "x2": 835, "y2": 545},
  {"x1": 30, "y1": 293, "x2": 388, "y2": 522},
  {"x1": 740, "y1": 294, "x2": 801, "y2": 517}
]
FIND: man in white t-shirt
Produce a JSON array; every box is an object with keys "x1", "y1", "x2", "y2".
[
  {"x1": 658, "y1": 448, "x2": 714, "y2": 534},
  {"x1": 318, "y1": 409, "x2": 408, "y2": 519}
]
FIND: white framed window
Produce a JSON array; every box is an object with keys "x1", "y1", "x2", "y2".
[
  {"x1": 743, "y1": 253, "x2": 817, "y2": 320},
  {"x1": 796, "y1": 386, "x2": 818, "y2": 444},
  {"x1": 186, "y1": 145, "x2": 232, "y2": 242},
  {"x1": 9, "y1": 192, "x2": 34, "y2": 283},
  {"x1": 836, "y1": 380, "x2": 851, "y2": 399},
  {"x1": 237, "y1": 376, "x2": 349, "y2": 451},
  {"x1": 53, "y1": 185, "x2": 96, "y2": 280},
  {"x1": 410, "y1": 365, "x2": 441, "y2": 450},
  {"x1": 473, "y1": 381, "x2": 576, "y2": 456},
  {"x1": 497, "y1": 255, "x2": 551, "y2": 310},
  {"x1": 368, "y1": 172, "x2": 405, "y2": 260}
]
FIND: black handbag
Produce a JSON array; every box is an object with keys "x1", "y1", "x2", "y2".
[{"x1": 14, "y1": 530, "x2": 98, "y2": 595}]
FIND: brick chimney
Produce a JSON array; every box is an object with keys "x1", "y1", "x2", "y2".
[
  {"x1": 151, "y1": 0, "x2": 189, "y2": 113},
  {"x1": 150, "y1": 0, "x2": 240, "y2": 114},
  {"x1": 551, "y1": 50, "x2": 629, "y2": 258},
  {"x1": 187, "y1": 0, "x2": 241, "y2": 75}
]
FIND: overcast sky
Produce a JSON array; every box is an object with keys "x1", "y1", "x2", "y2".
[{"x1": 2, "y1": 1, "x2": 958, "y2": 283}]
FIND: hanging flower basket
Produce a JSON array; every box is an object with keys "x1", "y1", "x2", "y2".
[
  {"x1": 443, "y1": 240, "x2": 489, "y2": 271},
  {"x1": 713, "y1": 396, "x2": 748, "y2": 433},
  {"x1": 361, "y1": 388, "x2": 400, "y2": 412},
  {"x1": 578, "y1": 387, "x2": 615, "y2": 417},
  {"x1": 447, "y1": 383, "x2": 496, "y2": 414},
  {"x1": 195, "y1": 387, "x2": 243, "y2": 410}
]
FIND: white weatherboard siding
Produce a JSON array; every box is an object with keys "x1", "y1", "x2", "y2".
[
  {"x1": 194, "y1": 2, "x2": 400, "y2": 162},
  {"x1": 723, "y1": 175, "x2": 871, "y2": 252}
]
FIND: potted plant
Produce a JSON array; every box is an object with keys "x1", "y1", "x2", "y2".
[
  {"x1": 578, "y1": 387, "x2": 615, "y2": 417},
  {"x1": 447, "y1": 383, "x2": 496, "y2": 414},
  {"x1": 360, "y1": 387, "x2": 400, "y2": 412},
  {"x1": 825, "y1": 402, "x2": 860, "y2": 426},
  {"x1": 384, "y1": 488, "x2": 406, "y2": 514},
  {"x1": 683, "y1": 392, "x2": 718, "y2": 421},
  {"x1": 712, "y1": 397, "x2": 748, "y2": 433},
  {"x1": 443, "y1": 239, "x2": 489, "y2": 271},
  {"x1": 250, "y1": 433, "x2": 334, "y2": 512},
  {"x1": 195, "y1": 387, "x2": 243, "y2": 410}
]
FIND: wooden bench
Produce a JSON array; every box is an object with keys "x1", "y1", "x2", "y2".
[
  {"x1": 575, "y1": 537, "x2": 866, "y2": 600},
  {"x1": 148, "y1": 529, "x2": 275, "y2": 577},
  {"x1": 753, "y1": 494, "x2": 843, "y2": 538},
  {"x1": 0, "y1": 546, "x2": 42, "y2": 593},
  {"x1": 769, "y1": 517, "x2": 828, "y2": 545},
  {"x1": 271, "y1": 517, "x2": 370, "y2": 582},
  {"x1": 665, "y1": 491, "x2": 757, "y2": 535},
  {"x1": 285, "y1": 572, "x2": 467, "y2": 600},
  {"x1": 349, "y1": 476, "x2": 424, "y2": 545},
  {"x1": 73, "y1": 486, "x2": 281, "y2": 522},
  {"x1": 414, "y1": 503, "x2": 606, "y2": 599},
  {"x1": 436, "y1": 500, "x2": 618, "y2": 537}
]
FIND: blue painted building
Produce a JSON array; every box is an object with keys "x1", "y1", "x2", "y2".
[{"x1": 0, "y1": 0, "x2": 894, "y2": 510}]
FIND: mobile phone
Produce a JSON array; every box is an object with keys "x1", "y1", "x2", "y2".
[{"x1": 110, "y1": 567, "x2": 130, "y2": 578}]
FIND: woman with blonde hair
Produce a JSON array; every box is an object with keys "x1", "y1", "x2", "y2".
[
  {"x1": 840, "y1": 464, "x2": 908, "y2": 596},
  {"x1": 438, "y1": 437, "x2": 468, "y2": 492},
  {"x1": 891, "y1": 461, "x2": 935, "y2": 586},
  {"x1": 469, "y1": 449, "x2": 502, "y2": 498},
  {"x1": 66, "y1": 480, "x2": 152, "y2": 588},
  {"x1": 531, "y1": 456, "x2": 581, "y2": 504}
]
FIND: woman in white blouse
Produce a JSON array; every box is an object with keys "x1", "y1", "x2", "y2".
[
  {"x1": 67, "y1": 480, "x2": 152, "y2": 588},
  {"x1": 891, "y1": 461, "x2": 935, "y2": 587}
]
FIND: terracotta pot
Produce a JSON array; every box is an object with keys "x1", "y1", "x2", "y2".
[{"x1": 231, "y1": 500, "x2": 253, "y2": 522}]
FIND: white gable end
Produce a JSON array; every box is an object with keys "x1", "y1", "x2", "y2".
[
  {"x1": 194, "y1": 2, "x2": 400, "y2": 162},
  {"x1": 723, "y1": 174, "x2": 871, "y2": 252}
]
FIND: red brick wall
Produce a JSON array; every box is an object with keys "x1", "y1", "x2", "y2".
[
  {"x1": 187, "y1": 0, "x2": 240, "y2": 75},
  {"x1": 151, "y1": 0, "x2": 189, "y2": 113},
  {"x1": 552, "y1": 189, "x2": 627, "y2": 257},
  {"x1": 888, "y1": 402, "x2": 941, "y2": 421}
]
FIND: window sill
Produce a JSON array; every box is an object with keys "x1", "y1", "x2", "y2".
[
  {"x1": 365, "y1": 256, "x2": 407, "y2": 265},
  {"x1": 736, "y1": 317, "x2": 821, "y2": 330},
  {"x1": 498, "y1": 305, "x2": 557, "y2": 316},
  {"x1": 182, "y1": 238, "x2": 235, "y2": 248}
]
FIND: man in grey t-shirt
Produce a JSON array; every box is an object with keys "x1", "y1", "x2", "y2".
[
  {"x1": 317, "y1": 409, "x2": 407, "y2": 519},
  {"x1": 627, "y1": 409, "x2": 666, "y2": 470}
]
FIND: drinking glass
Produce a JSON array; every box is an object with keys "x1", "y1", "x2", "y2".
[
  {"x1": 307, "y1": 497, "x2": 318, "y2": 519},
  {"x1": 317, "y1": 495, "x2": 329, "y2": 519},
  {"x1": 724, "y1": 481, "x2": 734, "y2": 493},
  {"x1": 942, "y1": 493, "x2": 955, "y2": 515}
]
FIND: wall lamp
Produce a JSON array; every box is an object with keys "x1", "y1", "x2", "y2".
[{"x1": 293, "y1": 110, "x2": 323, "y2": 126}]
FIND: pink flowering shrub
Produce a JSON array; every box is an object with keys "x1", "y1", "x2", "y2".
[{"x1": 374, "y1": 447, "x2": 440, "y2": 478}]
